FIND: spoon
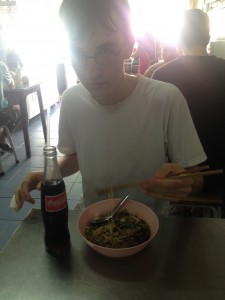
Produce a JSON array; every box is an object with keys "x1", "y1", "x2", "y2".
[{"x1": 90, "y1": 195, "x2": 129, "y2": 225}]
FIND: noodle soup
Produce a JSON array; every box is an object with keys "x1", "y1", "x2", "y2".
[{"x1": 85, "y1": 210, "x2": 151, "y2": 248}]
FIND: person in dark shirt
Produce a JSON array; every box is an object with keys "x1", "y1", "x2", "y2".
[{"x1": 152, "y1": 9, "x2": 225, "y2": 194}]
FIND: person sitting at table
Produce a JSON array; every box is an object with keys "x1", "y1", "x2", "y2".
[
  {"x1": 6, "y1": 49, "x2": 23, "y2": 73},
  {"x1": 0, "y1": 60, "x2": 20, "y2": 152},
  {"x1": 15, "y1": 0, "x2": 207, "y2": 215},
  {"x1": 152, "y1": 9, "x2": 225, "y2": 196},
  {"x1": 144, "y1": 44, "x2": 179, "y2": 78}
]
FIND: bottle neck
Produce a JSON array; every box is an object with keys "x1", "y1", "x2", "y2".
[{"x1": 42, "y1": 146, "x2": 63, "y2": 185}]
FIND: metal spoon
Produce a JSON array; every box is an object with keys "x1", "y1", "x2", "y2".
[{"x1": 90, "y1": 195, "x2": 129, "y2": 225}]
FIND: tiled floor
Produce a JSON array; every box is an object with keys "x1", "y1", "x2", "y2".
[{"x1": 0, "y1": 102, "x2": 82, "y2": 250}]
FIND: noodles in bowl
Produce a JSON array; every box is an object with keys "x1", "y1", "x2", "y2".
[
  {"x1": 77, "y1": 198, "x2": 159, "y2": 258},
  {"x1": 85, "y1": 209, "x2": 151, "y2": 248}
]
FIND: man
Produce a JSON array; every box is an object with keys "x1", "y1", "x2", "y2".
[
  {"x1": 153, "y1": 9, "x2": 225, "y2": 193},
  {"x1": 15, "y1": 0, "x2": 206, "y2": 215}
]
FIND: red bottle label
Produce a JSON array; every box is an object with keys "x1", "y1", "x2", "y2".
[{"x1": 45, "y1": 191, "x2": 67, "y2": 212}]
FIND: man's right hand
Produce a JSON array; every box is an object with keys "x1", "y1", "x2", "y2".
[{"x1": 15, "y1": 171, "x2": 43, "y2": 209}]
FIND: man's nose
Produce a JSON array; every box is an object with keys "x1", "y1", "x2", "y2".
[{"x1": 85, "y1": 57, "x2": 102, "y2": 78}]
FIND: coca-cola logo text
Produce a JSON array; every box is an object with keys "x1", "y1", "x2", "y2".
[{"x1": 45, "y1": 192, "x2": 67, "y2": 212}]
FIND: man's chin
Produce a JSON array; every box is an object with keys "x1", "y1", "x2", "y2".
[
  {"x1": 85, "y1": 86, "x2": 112, "y2": 104},
  {"x1": 92, "y1": 94, "x2": 113, "y2": 105}
]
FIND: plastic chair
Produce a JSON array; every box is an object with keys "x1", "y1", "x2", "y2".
[{"x1": 0, "y1": 125, "x2": 19, "y2": 176}]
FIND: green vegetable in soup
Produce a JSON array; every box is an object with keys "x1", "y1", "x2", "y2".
[{"x1": 85, "y1": 209, "x2": 151, "y2": 248}]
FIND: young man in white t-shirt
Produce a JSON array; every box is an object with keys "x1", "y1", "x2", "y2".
[{"x1": 15, "y1": 0, "x2": 206, "y2": 215}]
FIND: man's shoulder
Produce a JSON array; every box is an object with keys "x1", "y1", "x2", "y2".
[
  {"x1": 144, "y1": 61, "x2": 165, "y2": 77},
  {"x1": 208, "y1": 55, "x2": 225, "y2": 62},
  {"x1": 154, "y1": 58, "x2": 182, "y2": 73},
  {"x1": 208, "y1": 55, "x2": 225, "y2": 67},
  {"x1": 62, "y1": 83, "x2": 83, "y2": 98},
  {"x1": 152, "y1": 55, "x2": 225, "y2": 79},
  {"x1": 142, "y1": 74, "x2": 180, "y2": 89},
  {"x1": 60, "y1": 84, "x2": 86, "y2": 108},
  {"x1": 140, "y1": 75, "x2": 185, "y2": 103},
  {"x1": 140, "y1": 74, "x2": 177, "y2": 90}
]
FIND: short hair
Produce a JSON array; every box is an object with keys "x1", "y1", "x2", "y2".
[
  {"x1": 59, "y1": 0, "x2": 131, "y2": 41},
  {"x1": 180, "y1": 9, "x2": 210, "y2": 48}
]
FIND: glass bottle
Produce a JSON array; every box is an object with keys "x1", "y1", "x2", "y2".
[{"x1": 41, "y1": 146, "x2": 71, "y2": 256}]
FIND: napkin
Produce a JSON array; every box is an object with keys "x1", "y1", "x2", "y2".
[{"x1": 10, "y1": 194, "x2": 21, "y2": 212}]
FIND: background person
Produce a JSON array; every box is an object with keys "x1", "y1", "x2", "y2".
[
  {"x1": 0, "y1": 60, "x2": 18, "y2": 151},
  {"x1": 152, "y1": 9, "x2": 225, "y2": 196},
  {"x1": 15, "y1": 0, "x2": 206, "y2": 216},
  {"x1": 6, "y1": 49, "x2": 24, "y2": 82},
  {"x1": 0, "y1": 61, "x2": 14, "y2": 108},
  {"x1": 144, "y1": 44, "x2": 179, "y2": 78},
  {"x1": 6, "y1": 49, "x2": 23, "y2": 73}
]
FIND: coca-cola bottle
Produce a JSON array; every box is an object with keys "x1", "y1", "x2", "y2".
[{"x1": 41, "y1": 146, "x2": 71, "y2": 256}]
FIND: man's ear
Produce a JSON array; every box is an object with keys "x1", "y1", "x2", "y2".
[{"x1": 124, "y1": 34, "x2": 135, "y2": 59}]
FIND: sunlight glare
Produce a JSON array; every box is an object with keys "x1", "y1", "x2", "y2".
[{"x1": 129, "y1": 0, "x2": 185, "y2": 46}]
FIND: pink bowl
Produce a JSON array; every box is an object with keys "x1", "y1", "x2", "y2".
[{"x1": 77, "y1": 198, "x2": 159, "y2": 258}]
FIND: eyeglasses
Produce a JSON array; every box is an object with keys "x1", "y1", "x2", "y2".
[{"x1": 70, "y1": 45, "x2": 124, "y2": 66}]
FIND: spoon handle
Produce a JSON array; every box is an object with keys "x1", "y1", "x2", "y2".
[{"x1": 111, "y1": 195, "x2": 129, "y2": 218}]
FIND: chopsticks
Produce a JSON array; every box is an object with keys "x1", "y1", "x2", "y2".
[
  {"x1": 168, "y1": 165, "x2": 210, "y2": 177},
  {"x1": 170, "y1": 169, "x2": 223, "y2": 179},
  {"x1": 96, "y1": 165, "x2": 223, "y2": 195},
  {"x1": 97, "y1": 180, "x2": 149, "y2": 196}
]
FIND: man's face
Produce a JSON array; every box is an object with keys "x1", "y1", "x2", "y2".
[{"x1": 69, "y1": 23, "x2": 132, "y2": 104}]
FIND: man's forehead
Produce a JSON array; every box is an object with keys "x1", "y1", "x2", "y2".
[
  {"x1": 67, "y1": 7, "x2": 127, "y2": 45},
  {"x1": 69, "y1": 25, "x2": 124, "y2": 50}
]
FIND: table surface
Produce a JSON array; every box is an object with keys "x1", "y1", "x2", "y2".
[
  {"x1": 1, "y1": 209, "x2": 225, "y2": 300},
  {"x1": 4, "y1": 80, "x2": 41, "y2": 91},
  {"x1": 4, "y1": 81, "x2": 41, "y2": 92}
]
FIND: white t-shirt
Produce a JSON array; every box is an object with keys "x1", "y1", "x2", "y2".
[
  {"x1": 0, "y1": 61, "x2": 12, "y2": 109},
  {"x1": 58, "y1": 75, "x2": 207, "y2": 215}
]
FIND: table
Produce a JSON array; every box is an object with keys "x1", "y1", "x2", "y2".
[
  {"x1": 1, "y1": 209, "x2": 225, "y2": 300},
  {"x1": 4, "y1": 82, "x2": 47, "y2": 158}
]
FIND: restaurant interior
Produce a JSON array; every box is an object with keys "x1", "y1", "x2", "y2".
[
  {"x1": 0, "y1": 0, "x2": 225, "y2": 248},
  {"x1": 0, "y1": 0, "x2": 225, "y2": 299}
]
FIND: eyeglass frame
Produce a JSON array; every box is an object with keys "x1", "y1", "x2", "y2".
[{"x1": 70, "y1": 43, "x2": 128, "y2": 66}]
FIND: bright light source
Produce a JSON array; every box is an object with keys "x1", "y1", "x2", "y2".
[
  {"x1": 129, "y1": 0, "x2": 185, "y2": 45},
  {"x1": 208, "y1": 8, "x2": 225, "y2": 40}
]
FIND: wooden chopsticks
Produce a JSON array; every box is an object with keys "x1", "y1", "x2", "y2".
[
  {"x1": 170, "y1": 169, "x2": 223, "y2": 179},
  {"x1": 168, "y1": 165, "x2": 223, "y2": 178},
  {"x1": 96, "y1": 165, "x2": 223, "y2": 195},
  {"x1": 168, "y1": 165, "x2": 210, "y2": 177},
  {"x1": 96, "y1": 180, "x2": 149, "y2": 196}
]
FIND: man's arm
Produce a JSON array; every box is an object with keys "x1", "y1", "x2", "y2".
[
  {"x1": 58, "y1": 152, "x2": 80, "y2": 177},
  {"x1": 15, "y1": 152, "x2": 79, "y2": 208},
  {"x1": 141, "y1": 163, "x2": 204, "y2": 202}
]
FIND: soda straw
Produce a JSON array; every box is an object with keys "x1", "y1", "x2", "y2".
[{"x1": 46, "y1": 106, "x2": 51, "y2": 146}]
